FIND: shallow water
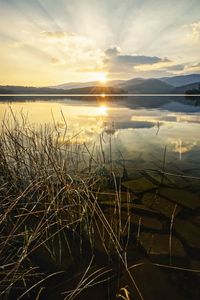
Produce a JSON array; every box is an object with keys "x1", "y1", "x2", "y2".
[{"x1": 0, "y1": 95, "x2": 200, "y2": 178}]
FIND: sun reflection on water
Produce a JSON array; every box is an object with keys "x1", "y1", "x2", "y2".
[{"x1": 98, "y1": 104, "x2": 108, "y2": 115}]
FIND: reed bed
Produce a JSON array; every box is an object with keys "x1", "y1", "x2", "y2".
[{"x1": 0, "y1": 111, "x2": 137, "y2": 300}]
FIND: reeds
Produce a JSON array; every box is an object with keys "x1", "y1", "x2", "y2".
[{"x1": 0, "y1": 110, "x2": 141, "y2": 299}]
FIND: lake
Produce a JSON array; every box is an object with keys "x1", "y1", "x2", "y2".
[
  {"x1": 1, "y1": 94, "x2": 200, "y2": 299},
  {"x1": 0, "y1": 95, "x2": 200, "y2": 179}
]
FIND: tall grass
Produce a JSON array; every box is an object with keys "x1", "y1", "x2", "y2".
[{"x1": 0, "y1": 111, "x2": 142, "y2": 299}]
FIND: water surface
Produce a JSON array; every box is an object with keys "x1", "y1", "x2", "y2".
[{"x1": 0, "y1": 95, "x2": 200, "y2": 178}]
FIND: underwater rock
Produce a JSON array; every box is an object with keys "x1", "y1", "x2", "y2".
[
  {"x1": 129, "y1": 213, "x2": 163, "y2": 232},
  {"x1": 142, "y1": 193, "x2": 182, "y2": 219},
  {"x1": 129, "y1": 203, "x2": 161, "y2": 218},
  {"x1": 159, "y1": 188, "x2": 200, "y2": 209},
  {"x1": 104, "y1": 208, "x2": 163, "y2": 234},
  {"x1": 122, "y1": 178, "x2": 157, "y2": 193},
  {"x1": 138, "y1": 232, "x2": 186, "y2": 266},
  {"x1": 96, "y1": 190, "x2": 135, "y2": 203},
  {"x1": 174, "y1": 219, "x2": 200, "y2": 256},
  {"x1": 118, "y1": 258, "x2": 182, "y2": 300}
]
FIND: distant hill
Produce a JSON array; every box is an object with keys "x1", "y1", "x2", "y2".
[
  {"x1": 0, "y1": 87, "x2": 13, "y2": 94},
  {"x1": 176, "y1": 82, "x2": 200, "y2": 94},
  {"x1": 114, "y1": 78, "x2": 145, "y2": 89},
  {"x1": 0, "y1": 85, "x2": 126, "y2": 95},
  {"x1": 47, "y1": 74, "x2": 200, "y2": 94},
  {"x1": 1, "y1": 74, "x2": 200, "y2": 95},
  {"x1": 61, "y1": 86, "x2": 127, "y2": 94},
  {"x1": 51, "y1": 80, "x2": 124, "y2": 90},
  {"x1": 121, "y1": 79, "x2": 174, "y2": 94},
  {"x1": 161, "y1": 74, "x2": 200, "y2": 87},
  {"x1": 0, "y1": 86, "x2": 68, "y2": 94}
]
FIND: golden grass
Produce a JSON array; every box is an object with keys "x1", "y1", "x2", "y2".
[{"x1": 0, "y1": 110, "x2": 143, "y2": 299}]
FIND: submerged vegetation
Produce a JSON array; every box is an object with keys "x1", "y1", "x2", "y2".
[{"x1": 0, "y1": 110, "x2": 200, "y2": 299}]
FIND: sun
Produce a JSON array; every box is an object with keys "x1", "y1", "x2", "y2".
[{"x1": 98, "y1": 72, "x2": 108, "y2": 84}]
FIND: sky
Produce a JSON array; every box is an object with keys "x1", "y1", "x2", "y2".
[{"x1": 0, "y1": 0, "x2": 200, "y2": 86}]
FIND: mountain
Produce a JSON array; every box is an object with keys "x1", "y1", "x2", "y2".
[
  {"x1": 0, "y1": 85, "x2": 126, "y2": 95},
  {"x1": 0, "y1": 87, "x2": 13, "y2": 94},
  {"x1": 59, "y1": 86, "x2": 127, "y2": 94},
  {"x1": 114, "y1": 78, "x2": 145, "y2": 89},
  {"x1": 0, "y1": 86, "x2": 68, "y2": 94},
  {"x1": 175, "y1": 82, "x2": 200, "y2": 94},
  {"x1": 1, "y1": 74, "x2": 200, "y2": 95},
  {"x1": 161, "y1": 74, "x2": 200, "y2": 87},
  {"x1": 52, "y1": 80, "x2": 124, "y2": 90},
  {"x1": 120, "y1": 79, "x2": 174, "y2": 94},
  {"x1": 49, "y1": 74, "x2": 200, "y2": 94}
]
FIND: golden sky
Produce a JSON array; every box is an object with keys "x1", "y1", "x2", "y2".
[{"x1": 0, "y1": 0, "x2": 200, "y2": 86}]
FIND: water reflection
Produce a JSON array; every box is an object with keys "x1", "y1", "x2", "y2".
[
  {"x1": 103, "y1": 121, "x2": 116, "y2": 135},
  {"x1": 0, "y1": 95, "x2": 200, "y2": 176}
]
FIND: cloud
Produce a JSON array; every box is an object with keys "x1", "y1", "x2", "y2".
[
  {"x1": 51, "y1": 57, "x2": 66, "y2": 66},
  {"x1": 183, "y1": 62, "x2": 200, "y2": 74},
  {"x1": 51, "y1": 57, "x2": 60, "y2": 64},
  {"x1": 41, "y1": 30, "x2": 94, "y2": 51},
  {"x1": 104, "y1": 46, "x2": 121, "y2": 56},
  {"x1": 189, "y1": 62, "x2": 200, "y2": 70},
  {"x1": 165, "y1": 64, "x2": 185, "y2": 71},
  {"x1": 168, "y1": 138, "x2": 197, "y2": 154},
  {"x1": 190, "y1": 21, "x2": 200, "y2": 40},
  {"x1": 191, "y1": 62, "x2": 200, "y2": 68},
  {"x1": 133, "y1": 60, "x2": 188, "y2": 76},
  {"x1": 116, "y1": 55, "x2": 170, "y2": 65},
  {"x1": 41, "y1": 31, "x2": 72, "y2": 39},
  {"x1": 103, "y1": 46, "x2": 171, "y2": 73}
]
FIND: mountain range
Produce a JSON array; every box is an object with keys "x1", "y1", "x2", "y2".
[
  {"x1": 49, "y1": 74, "x2": 200, "y2": 94},
  {"x1": 0, "y1": 74, "x2": 200, "y2": 94},
  {"x1": 0, "y1": 85, "x2": 125, "y2": 95}
]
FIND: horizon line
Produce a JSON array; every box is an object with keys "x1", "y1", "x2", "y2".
[{"x1": 0, "y1": 94, "x2": 200, "y2": 97}]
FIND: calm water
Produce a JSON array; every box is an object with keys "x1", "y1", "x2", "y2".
[{"x1": 0, "y1": 95, "x2": 200, "y2": 177}]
